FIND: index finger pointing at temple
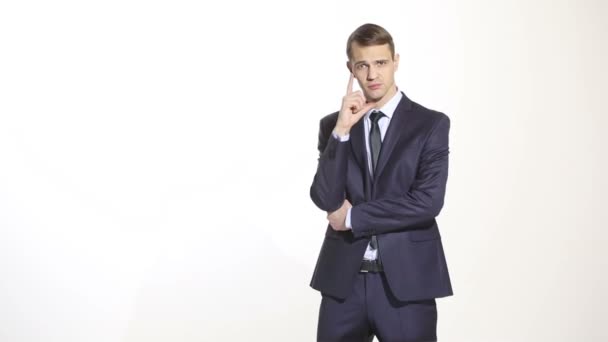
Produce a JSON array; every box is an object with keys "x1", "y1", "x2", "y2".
[{"x1": 346, "y1": 73, "x2": 354, "y2": 95}]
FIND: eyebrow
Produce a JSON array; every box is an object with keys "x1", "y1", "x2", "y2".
[{"x1": 354, "y1": 59, "x2": 390, "y2": 66}]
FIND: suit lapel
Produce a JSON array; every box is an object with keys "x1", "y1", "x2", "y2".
[
  {"x1": 350, "y1": 119, "x2": 373, "y2": 199},
  {"x1": 374, "y1": 93, "x2": 413, "y2": 180},
  {"x1": 350, "y1": 119, "x2": 366, "y2": 170}
]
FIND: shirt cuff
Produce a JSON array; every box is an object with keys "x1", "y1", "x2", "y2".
[
  {"x1": 332, "y1": 130, "x2": 350, "y2": 142},
  {"x1": 345, "y1": 207, "x2": 352, "y2": 230}
]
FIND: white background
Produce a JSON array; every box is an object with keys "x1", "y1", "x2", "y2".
[{"x1": 1, "y1": 0, "x2": 607, "y2": 341}]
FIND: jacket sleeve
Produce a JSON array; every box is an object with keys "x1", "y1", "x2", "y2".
[
  {"x1": 309, "y1": 117, "x2": 349, "y2": 212},
  {"x1": 350, "y1": 115, "x2": 450, "y2": 237}
]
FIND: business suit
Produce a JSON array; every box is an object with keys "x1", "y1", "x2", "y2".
[{"x1": 310, "y1": 92, "x2": 453, "y2": 340}]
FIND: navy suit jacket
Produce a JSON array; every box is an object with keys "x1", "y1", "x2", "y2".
[{"x1": 309, "y1": 92, "x2": 453, "y2": 301}]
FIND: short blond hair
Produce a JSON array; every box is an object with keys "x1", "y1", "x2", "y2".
[{"x1": 346, "y1": 23, "x2": 395, "y2": 61}]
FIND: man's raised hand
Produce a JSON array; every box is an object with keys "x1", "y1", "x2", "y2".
[{"x1": 333, "y1": 74, "x2": 375, "y2": 137}]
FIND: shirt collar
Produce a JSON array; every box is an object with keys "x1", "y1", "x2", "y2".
[{"x1": 365, "y1": 88, "x2": 403, "y2": 120}]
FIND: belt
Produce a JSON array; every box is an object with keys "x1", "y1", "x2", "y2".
[{"x1": 360, "y1": 259, "x2": 384, "y2": 273}]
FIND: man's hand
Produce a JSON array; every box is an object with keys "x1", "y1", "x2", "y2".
[
  {"x1": 327, "y1": 199, "x2": 352, "y2": 231},
  {"x1": 334, "y1": 74, "x2": 375, "y2": 137}
]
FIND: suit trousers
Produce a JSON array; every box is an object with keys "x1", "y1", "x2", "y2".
[{"x1": 317, "y1": 272, "x2": 437, "y2": 342}]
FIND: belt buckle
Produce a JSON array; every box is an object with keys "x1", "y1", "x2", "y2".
[
  {"x1": 360, "y1": 259, "x2": 383, "y2": 273},
  {"x1": 360, "y1": 259, "x2": 374, "y2": 273}
]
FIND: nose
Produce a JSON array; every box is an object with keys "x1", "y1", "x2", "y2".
[{"x1": 367, "y1": 65, "x2": 378, "y2": 81}]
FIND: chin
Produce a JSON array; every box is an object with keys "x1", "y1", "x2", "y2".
[{"x1": 366, "y1": 90, "x2": 385, "y2": 102}]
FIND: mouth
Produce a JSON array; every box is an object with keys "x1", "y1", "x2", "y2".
[{"x1": 368, "y1": 84, "x2": 382, "y2": 90}]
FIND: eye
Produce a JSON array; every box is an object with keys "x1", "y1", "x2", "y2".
[
  {"x1": 356, "y1": 64, "x2": 368, "y2": 71},
  {"x1": 376, "y1": 60, "x2": 387, "y2": 66}
]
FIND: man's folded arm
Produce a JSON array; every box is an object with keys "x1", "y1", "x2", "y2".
[
  {"x1": 350, "y1": 115, "x2": 450, "y2": 237},
  {"x1": 310, "y1": 117, "x2": 350, "y2": 212}
]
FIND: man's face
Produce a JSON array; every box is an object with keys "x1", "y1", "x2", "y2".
[{"x1": 348, "y1": 43, "x2": 399, "y2": 104}]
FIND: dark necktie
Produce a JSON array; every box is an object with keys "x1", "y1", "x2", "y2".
[
  {"x1": 369, "y1": 111, "x2": 384, "y2": 251},
  {"x1": 369, "y1": 111, "x2": 384, "y2": 173}
]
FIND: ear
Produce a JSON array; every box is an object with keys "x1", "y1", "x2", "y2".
[
  {"x1": 346, "y1": 60, "x2": 353, "y2": 74},
  {"x1": 394, "y1": 53, "x2": 400, "y2": 71}
]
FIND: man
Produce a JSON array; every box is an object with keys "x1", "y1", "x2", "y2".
[{"x1": 309, "y1": 23, "x2": 453, "y2": 342}]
